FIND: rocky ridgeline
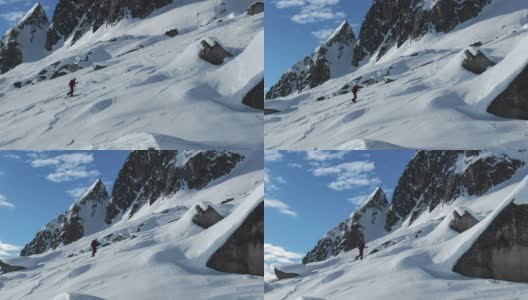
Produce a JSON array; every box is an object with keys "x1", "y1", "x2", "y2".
[{"x1": 303, "y1": 187, "x2": 389, "y2": 264}]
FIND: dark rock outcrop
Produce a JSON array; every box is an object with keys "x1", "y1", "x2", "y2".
[
  {"x1": 0, "y1": 260, "x2": 26, "y2": 274},
  {"x1": 453, "y1": 203, "x2": 528, "y2": 283},
  {"x1": 450, "y1": 210, "x2": 479, "y2": 233},
  {"x1": 192, "y1": 205, "x2": 224, "y2": 229},
  {"x1": 266, "y1": 21, "x2": 355, "y2": 99},
  {"x1": 303, "y1": 187, "x2": 389, "y2": 264},
  {"x1": 385, "y1": 151, "x2": 524, "y2": 231},
  {"x1": 487, "y1": 64, "x2": 528, "y2": 120},
  {"x1": 45, "y1": 0, "x2": 173, "y2": 50},
  {"x1": 207, "y1": 202, "x2": 264, "y2": 276},
  {"x1": 353, "y1": 0, "x2": 491, "y2": 66},
  {"x1": 247, "y1": 2, "x2": 264, "y2": 16},
  {"x1": 199, "y1": 40, "x2": 233, "y2": 65},
  {"x1": 21, "y1": 179, "x2": 110, "y2": 256},
  {"x1": 242, "y1": 80, "x2": 264, "y2": 109},
  {"x1": 105, "y1": 151, "x2": 243, "y2": 223},
  {"x1": 462, "y1": 49, "x2": 495, "y2": 75},
  {"x1": 165, "y1": 28, "x2": 179, "y2": 37},
  {"x1": 274, "y1": 267, "x2": 300, "y2": 280}
]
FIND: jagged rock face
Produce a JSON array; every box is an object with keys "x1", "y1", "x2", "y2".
[
  {"x1": 487, "y1": 63, "x2": 528, "y2": 120},
  {"x1": 21, "y1": 180, "x2": 110, "y2": 256},
  {"x1": 46, "y1": 0, "x2": 173, "y2": 50},
  {"x1": 450, "y1": 210, "x2": 479, "y2": 233},
  {"x1": 266, "y1": 21, "x2": 356, "y2": 99},
  {"x1": 242, "y1": 80, "x2": 264, "y2": 109},
  {"x1": 462, "y1": 49, "x2": 496, "y2": 75},
  {"x1": 385, "y1": 151, "x2": 524, "y2": 231},
  {"x1": 453, "y1": 203, "x2": 528, "y2": 283},
  {"x1": 303, "y1": 187, "x2": 389, "y2": 264},
  {"x1": 353, "y1": 0, "x2": 491, "y2": 66},
  {"x1": 106, "y1": 151, "x2": 243, "y2": 223},
  {"x1": 192, "y1": 205, "x2": 225, "y2": 229},
  {"x1": 207, "y1": 202, "x2": 264, "y2": 276},
  {"x1": 0, "y1": 3, "x2": 49, "y2": 74},
  {"x1": 0, "y1": 260, "x2": 26, "y2": 274}
]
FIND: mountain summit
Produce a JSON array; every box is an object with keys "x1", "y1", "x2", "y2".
[{"x1": 266, "y1": 20, "x2": 356, "y2": 100}]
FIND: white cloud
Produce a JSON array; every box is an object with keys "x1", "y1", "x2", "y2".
[
  {"x1": 0, "y1": 194, "x2": 15, "y2": 208},
  {"x1": 29, "y1": 153, "x2": 100, "y2": 183},
  {"x1": 265, "y1": 150, "x2": 284, "y2": 162},
  {"x1": 264, "y1": 243, "x2": 304, "y2": 281},
  {"x1": 4, "y1": 153, "x2": 22, "y2": 160},
  {"x1": 305, "y1": 150, "x2": 346, "y2": 161},
  {"x1": 265, "y1": 169, "x2": 288, "y2": 192},
  {"x1": 0, "y1": 10, "x2": 24, "y2": 23},
  {"x1": 312, "y1": 161, "x2": 381, "y2": 191},
  {"x1": 287, "y1": 163, "x2": 303, "y2": 168},
  {"x1": 66, "y1": 186, "x2": 91, "y2": 199},
  {"x1": 347, "y1": 194, "x2": 369, "y2": 206},
  {"x1": 0, "y1": 241, "x2": 21, "y2": 257},
  {"x1": 312, "y1": 28, "x2": 334, "y2": 41},
  {"x1": 274, "y1": 0, "x2": 345, "y2": 24},
  {"x1": 265, "y1": 198, "x2": 298, "y2": 217}
]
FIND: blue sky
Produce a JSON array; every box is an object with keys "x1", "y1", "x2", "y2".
[
  {"x1": 0, "y1": 151, "x2": 129, "y2": 258},
  {"x1": 0, "y1": 0, "x2": 58, "y2": 34},
  {"x1": 265, "y1": 0, "x2": 373, "y2": 91},
  {"x1": 264, "y1": 150, "x2": 415, "y2": 279}
]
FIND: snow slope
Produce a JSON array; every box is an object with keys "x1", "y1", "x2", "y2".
[
  {"x1": 265, "y1": 0, "x2": 528, "y2": 150},
  {"x1": 266, "y1": 165, "x2": 528, "y2": 299},
  {"x1": 0, "y1": 0, "x2": 263, "y2": 150},
  {"x1": 0, "y1": 151, "x2": 264, "y2": 300}
]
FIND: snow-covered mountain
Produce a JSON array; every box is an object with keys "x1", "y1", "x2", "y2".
[
  {"x1": 265, "y1": 0, "x2": 528, "y2": 149},
  {"x1": 266, "y1": 20, "x2": 356, "y2": 99},
  {"x1": 0, "y1": 3, "x2": 49, "y2": 74},
  {"x1": 0, "y1": 0, "x2": 264, "y2": 150},
  {"x1": 302, "y1": 186, "x2": 388, "y2": 264},
  {"x1": 20, "y1": 178, "x2": 110, "y2": 256},
  {"x1": 2, "y1": 150, "x2": 264, "y2": 299},
  {"x1": 267, "y1": 151, "x2": 528, "y2": 299}
]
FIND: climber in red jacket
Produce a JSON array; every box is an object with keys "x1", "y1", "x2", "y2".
[
  {"x1": 352, "y1": 84, "x2": 360, "y2": 103},
  {"x1": 355, "y1": 240, "x2": 366, "y2": 260},
  {"x1": 91, "y1": 239, "x2": 98, "y2": 257},
  {"x1": 67, "y1": 78, "x2": 77, "y2": 97}
]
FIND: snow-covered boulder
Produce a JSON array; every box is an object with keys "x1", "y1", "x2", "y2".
[
  {"x1": 462, "y1": 49, "x2": 496, "y2": 75},
  {"x1": 207, "y1": 202, "x2": 264, "y2": 276},
  {"x1": 449, "y1": 210, "x2": 479, "y2": 233},
  {"x1": 199, "y1": 40, "x2": 233, "y2": 65},
  {"x1": 303, "y1": 187, "x2": 389, "y2": 264},
  {"x1": 453, "y1": 202, "x2": 528, "y2": 282},
  {"x1": 192, "y1": 204, "x2": 225, "y2": 229}
]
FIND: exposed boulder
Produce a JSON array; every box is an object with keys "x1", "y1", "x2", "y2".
[
  {"x1": 192, "y1": 205, "x2": 224, "y2": 229},
  {"x1": 165, "y1": 28, "x2": 179, "y2": 37},
  {"x1": 264, "y1": 109, "x2": 280, "y2": 115},
  {"x1": 207, "y1": 202, "x2": 264, "y2": 276},
  {"x1": 487, "y1": 64, "x2": 528, "y2": 120},
  {"x1": 0, "y1": 260, "x2": 26, "y2": 274},
  {"x1": 274, "y1": 267, "x2": 300, "y2": 280},
  {"x1": 242, "y1": 80, "x2": 264, "y2": 109},
  {"x1": 199, "y1": 40, "x2": 233, "y2": 65},
  {"x1": 453, "y1": 203, "x2": 528, "y2": 283},
  {"x1": 450, "y1": 210, "x2": 479, "y2": 233},
  {"x1": 461, "y1": 49, "x2": 496, "y2": 75},
  {"x1": 247, "y1": 2, "x2": 264, "y2": 15}
]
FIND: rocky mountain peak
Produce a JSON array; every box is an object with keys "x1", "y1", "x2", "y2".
[
  {"x1": 302, "y1": 187, "x2": 389, "y2": 264},
  {"x1": 75, "y1": 178, "x2": 109, "y2": 207},
  {"x1": 17, "y1": 2, "x2": 49, "y2": 29},
  {"x1": 324, "y1": 20, "x2": 356, "y2": 47}
]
